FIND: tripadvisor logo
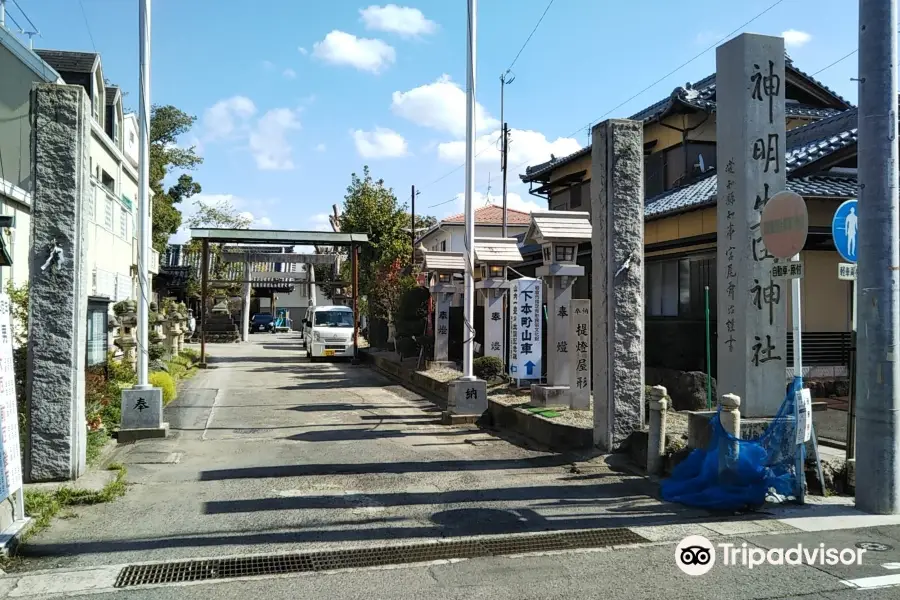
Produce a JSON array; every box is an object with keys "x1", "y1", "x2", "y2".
[{"x1": 675, "y1": 535, "x2": 866, "y2": 575}]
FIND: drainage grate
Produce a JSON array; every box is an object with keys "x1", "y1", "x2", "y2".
[{"x1": 114, "y1": 528, "x2": 646, "y2": 588}]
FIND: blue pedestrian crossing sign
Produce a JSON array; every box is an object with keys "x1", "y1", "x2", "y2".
[{"x1": 831, "y1": 199, "x2": 858, "y2": 263}]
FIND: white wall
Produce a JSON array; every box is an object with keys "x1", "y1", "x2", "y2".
[
  {"x1": 0, "y1": 194, "x2": 31, "y2": 290},
  {"x1": 123, "y1": 114, "x2": 138, "y2": 168}
]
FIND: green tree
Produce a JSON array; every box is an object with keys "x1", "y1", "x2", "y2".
[
  {"x1": 184, "y1": 197, "x2": 251, "y2": 298},
  {"x1": 150, "y1": 105, "x2": 203, "y2": 252}
]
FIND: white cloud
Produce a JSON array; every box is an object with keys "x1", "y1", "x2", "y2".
[
  {"x1": 314, "y1": 143, "x2": 327, "y2": 152},
  {"x1": 352, "y1": 127, "x2": 409, "y2": 158},
  {"x1": 283, "y1": 68, "x2": 297, "y2": 79},
  {"x1": 262, "y1": 60, "x2": 275, "y2": 70},
  {"x1": 298, "y1": 46, "x2": 308, "y2": 55},
  {"x1": 360, "y1": 4, "x2": 437, "y2": 37},
  {"x1": 437, "y1": 128, "x2": 581, "y2": 171},
  {"x1": 249, "y1": 108, "x2": 302, "y2": 170},
  {"x1": 203, "y1": 96, "x2": 257, "y2": 140},
  {"x1": 312, "y1": 30, "x2": 396, "y2": 74},
  {"x1": 391, "y1": 74, "x2": 498, "y2": 137},
  {"x1": 782, "y1": 29, "x2": 812, "y2": 47}
]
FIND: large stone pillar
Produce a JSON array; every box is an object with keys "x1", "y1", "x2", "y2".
[
  {"x1": 25, "y1": 85, "x2": 91, "y2": 482},
  {"x1": 715, "y1": 34, "x2": 787, "y2": 418},
  {"x1": 241, "y1": 258, "x2": 251, "y2": 341},
  {"x1": 591, "y1": 119, "x2": 645, "y2": 452}
]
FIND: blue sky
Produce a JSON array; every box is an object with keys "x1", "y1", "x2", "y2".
[{"x1": 6, "y1": 0, "x2": 860, "y2": 240}]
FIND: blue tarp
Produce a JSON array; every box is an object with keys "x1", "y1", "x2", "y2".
[{"x1": 661, "y1": 378, "x2": 805, "y2": 512}]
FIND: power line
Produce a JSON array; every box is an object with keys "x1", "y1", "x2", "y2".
[
  {"x1": 505, "y1": 0, "x2": 555, "y2": 75},
  {"x1": 812, "y1": 49, "x2": 858, "y2": 76},
  {"x1": 11, "y1": 0, "x2": 38, "y2": 31},
  {"x1": 425, "y1": 0, "x2": 786, "y2": 210},
  {"x1": 77, "y1": 0, "x2": 97, "y2": 51}
]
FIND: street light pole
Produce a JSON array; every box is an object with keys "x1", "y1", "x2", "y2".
[
  {"x1": 462, "y1": 0, "x2": 477, "y2": 380},
  {"x1": 500, "y1": 72, "x2": 514, "y2": 238},
  {"x1": 855, "y1": 0, "x2": 900, "y2": 514},
  {"x1": 135, "y1": 0, "x2": 151, "y2": 388}
]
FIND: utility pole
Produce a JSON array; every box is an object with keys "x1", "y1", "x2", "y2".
[
  {"x1": 855, "y1": 0, "x2": 900, "y2": 514},
  {"x1": 135, "y1": 0, "x2": 152, "y2": 388},
  {"x1": 410, "y1": 184, "x2": 416, "y2": 265},
  {"x1": 462, "y1": 0, "x2": 477, "y2": 380},
  {"x1": 499, "y1": 72, "x2": 514, "y2": 238}
]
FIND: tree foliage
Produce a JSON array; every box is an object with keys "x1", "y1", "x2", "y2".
[
  {"x1": 183, "y1": 196, "x2": 251, "y2": 299},
  {"x1": 150, "y1": 105, "x2": 203, "y2": 252}
]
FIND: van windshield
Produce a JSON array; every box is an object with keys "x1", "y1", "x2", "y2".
[{"x1": 314, "y1": 310, "x2": 353, "y2": 328}]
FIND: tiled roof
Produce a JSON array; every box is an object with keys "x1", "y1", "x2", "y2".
[
  {"x1": 474, "y1": 237, "x2": 523, "y2": 264},
  {"x1": 521, "y1": 61, "x2": 851, "y2": 184},
  {"x1": 442, "y1": 204, "x2": 532, "y2": 225},
  {"x1": 643, "y1": 172, "x2": 858, "y2": 220},
  {"x1": 34, "y1": 49, "x2": 98, "y2": 74}
]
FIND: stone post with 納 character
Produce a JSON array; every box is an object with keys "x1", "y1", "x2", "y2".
[{"x1": 716, "y1": 33, "x2": 787, "y2": 418}]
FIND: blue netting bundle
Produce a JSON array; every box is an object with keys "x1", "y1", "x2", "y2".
[{"x1": 661, "y1": 377, "x2": 806, "y2": 512}]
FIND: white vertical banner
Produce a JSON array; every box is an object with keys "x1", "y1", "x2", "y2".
[
  {"x1": 0, "y1": 293, "x2": 23, "y2": 501},
  {"x1": 508, "y1": 278, "x2": 542, "y2": 380}
]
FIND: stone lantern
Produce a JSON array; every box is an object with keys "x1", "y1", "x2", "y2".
[
  {"x1": 474, "y1": 237, "x2": 522, "y2": 364},
  {"x1": 420, "y1": 249, "x2": 465, "y2": 367},
  {"x1": 524, "y1": 210, "x2": 592, "y2": 408}
]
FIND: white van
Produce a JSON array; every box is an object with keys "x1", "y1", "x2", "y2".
[{"x1": 303, "y1": 305, "x2": 355, "y2": 360}]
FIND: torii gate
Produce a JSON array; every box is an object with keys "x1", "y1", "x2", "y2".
[{"x1": 190, "y1": 228, "x2": 369, "y2": 365}]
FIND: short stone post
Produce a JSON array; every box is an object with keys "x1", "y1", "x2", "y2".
[
  {"x1": 25, "y1": 84, "x2": 92, "y2": 482},
  {"x1": 718, "y1": 393, "x2": 742, "y2": 474},
  {"x1": 591, "y1": 119, "x2": 645, "y2": 452},
  {"x1": 482, "y1": 288, "x2": 506, "y2": 361},
  {"x1": 647, "y1": 386, "x2": 668, "y2": 475}
]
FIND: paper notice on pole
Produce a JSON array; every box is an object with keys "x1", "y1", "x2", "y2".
[
  {"x1": 0, "y1": 293, "x2": 23, "y2": 501},
  {"x1": 795, "y1": 387, "x2": 812, "y2": 445}
]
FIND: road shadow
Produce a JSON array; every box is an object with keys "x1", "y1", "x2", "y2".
[
  {"x1": 284, "y1": 428, "x2": 473, "y2": 443},
  {"x1": 199, "y1": 455, "x2": 578, "y2": 480}
]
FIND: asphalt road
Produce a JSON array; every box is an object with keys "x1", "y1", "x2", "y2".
[{"x1": 6, "y1": 334, "x2": 900, "y2": 598}]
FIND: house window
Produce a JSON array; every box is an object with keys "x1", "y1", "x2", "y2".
[
  {"x1": 104, "y1": 197, "x2": 114, "y2": 229},
  {"x1": 129, "y1": 131, "x2": 135, "y2": 144},
  {"x1": 101, "y1": 170, "x2": 115, "y2": 195},
  {"x1": 440, "y1": 240, "x2": 447, "y2": 251},
  {"x1": 555, "y1": 245, "x2": 575, "y2": 262},
  {"x1": 569, "y1": 183, "x2": 582, "y2": 209},
  {"x1": 119, "y1": 208, "x2": 128, "y2": 239},
  {"x1": 543, "y1": 247, "x2": 551, "y2": 262},
  {"x1": 645, "y1": 254, "x2": 717, "y2": 318},
  {"x1": 86, "y1": 304, "x2": 108, "y2": 367},
  {"x1": 113, "y1": 110, "x2": 120, "y2": 145}
]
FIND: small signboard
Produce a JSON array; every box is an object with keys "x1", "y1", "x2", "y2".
[
  {"x1": 832, "y1": 199, "x2": 858, "y2": 264},
  {"x1": 0, "y1": 293, "x2": 23, "y2": 502},
  {"x1": 795, "y1": 388, "x2": 812, "y2": 445},
  {"x1": 771, "y1": 261, "x2": 804, "y2": 279},
  {"x1": 761, "y1": 191, "x2": 809, "y2": 259},
  {"x1": 838, "y1": 262, "x2": 857, "y2": 281},
  {"x1": 508, "y1": 277, "x2": 542, "y2": 380}
]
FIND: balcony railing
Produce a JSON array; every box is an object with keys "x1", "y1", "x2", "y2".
[
  {"x1": 133, "y1": 239, "x2": 160, "y2": 275},
  {"x1": 786, "y1": 331, "x2": 852, "y2": 367}
]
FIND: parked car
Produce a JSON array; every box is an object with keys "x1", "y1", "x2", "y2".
[{"x1": 250, "y1": 313, "x2": 275, "y2": 333}]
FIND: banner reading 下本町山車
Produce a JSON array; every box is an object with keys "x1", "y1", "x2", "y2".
[{"x1": 508, "y1": 277, "x2": 542, "y2": 380}]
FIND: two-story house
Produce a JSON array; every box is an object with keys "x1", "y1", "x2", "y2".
[
  {"x1": 519, "y1": 55, "x2": 857, "y2": 376},
  {"x1": 416, "y1": 204, "x2": 532, "y2": 252},
  {"x1": 0, "y1": 26, "x2": 157, "y2": 365}
]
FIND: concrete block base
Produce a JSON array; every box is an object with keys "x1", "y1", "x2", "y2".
[
  {"x1": 441, "y1": 412, "x2": 479, "y2": 425},
  {"x1": 0, "y1": 517, "x2": 32, "y2": 557},
  {"x1": 531, "y1": 385, "x2": 571, "y2": 408},
  {"x1": 447, "y1": 379, "x2": 487, "y2": 416},
  {"x1": 117, "y1": 424, "x2": 169, "y2": 444},
  {"x1": 426, "y1": 360, "x2": 457, "y2": 371}
]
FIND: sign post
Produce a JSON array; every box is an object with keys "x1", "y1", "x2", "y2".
[
  {"x1": 832, "y1": 199, "x2": 858, "y2": 467},
  {"x1": 761, "y1": 190, "x2": 822, "y2": 501},
  {"x1": 0, "y1": 293, "x2": 28, "y2": 549}
]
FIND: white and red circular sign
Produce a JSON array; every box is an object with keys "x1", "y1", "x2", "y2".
[{"x1": 760, "y1": 191, "x2": 809, "y2": 259}]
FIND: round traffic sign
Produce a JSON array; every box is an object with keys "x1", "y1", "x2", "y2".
[
  {"x1": 761, "y1": 191, "x2": 809, "y2": 259},
  {"x1": 832, "y1": 199, "x2": 858, "y2": 263}
]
